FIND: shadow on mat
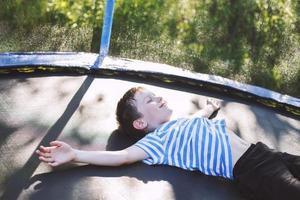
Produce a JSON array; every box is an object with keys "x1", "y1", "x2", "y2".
[
  {"x1": 25, "y1": 128, "x2": 245, "y2": 200},
  {"x1": 0, "y1": 77, "x2": 94, "y2": 200},
  {"x1": 26, "y1": 164, "x2": 245, "y2": 200}
]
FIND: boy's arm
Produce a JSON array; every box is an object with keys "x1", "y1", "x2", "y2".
[
  {"x1": 36, "y1": 141, "x2": 148, "y2": 167},
  {"x1": 74, "y1": 145, "x2": 148, "y2": 166},
  {"x1": 192, "y1": 98, "x2": 220, "y2": 118}
]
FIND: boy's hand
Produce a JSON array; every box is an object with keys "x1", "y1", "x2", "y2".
[
  {"x1": 191, "y1": 98, "x2": 220, "y2": 118},
  {"x1": 206, "y1": 98, "x2": 220, "y2": 112},
  {"x1": 36, "y1": 141, "x2": 75, "y2": 167}
]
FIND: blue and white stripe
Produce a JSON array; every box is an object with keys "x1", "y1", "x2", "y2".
[{"x1": 134, "y1": 117, "x2": 233, "y2": 179}]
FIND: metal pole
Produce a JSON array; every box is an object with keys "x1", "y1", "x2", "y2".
[{"x1": 99, "y1": 0, "x2": 115, "y2": 60}]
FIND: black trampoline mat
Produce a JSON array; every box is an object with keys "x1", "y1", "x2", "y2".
[{"x1": 1, "y1": 75, "x2": 299, "y2": 200}]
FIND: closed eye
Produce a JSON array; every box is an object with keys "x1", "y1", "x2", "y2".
[{"x1": 146, "y1": 97, "x2": 152, "y2": 103}]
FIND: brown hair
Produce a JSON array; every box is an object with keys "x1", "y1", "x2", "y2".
[{"x1": 116, "y1": 87, "x2": 147, "y2": 140}]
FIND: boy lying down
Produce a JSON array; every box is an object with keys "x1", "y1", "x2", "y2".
[{"x1": 36, "y1": 87, "x2": 300, "y2": 200}]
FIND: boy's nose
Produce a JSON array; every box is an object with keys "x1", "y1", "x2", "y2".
[{"x1": 156, "y1": 96, "x2": 162, "y2": 102}]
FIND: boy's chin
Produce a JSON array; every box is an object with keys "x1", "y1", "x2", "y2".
[{"x1": 166, "y1": 109, "x2": 173, "y2": 119}]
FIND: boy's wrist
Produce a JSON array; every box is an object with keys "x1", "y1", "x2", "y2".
[
  {"x1": 206, "y1": 104, "x2": 215, "y2": 113},
  {"x1": 73, "y1": 149, "x2": 80, "y2": 162}
]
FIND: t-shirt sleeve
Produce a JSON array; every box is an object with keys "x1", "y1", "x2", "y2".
[{"x1": 134, "y1": 134, "x2": 165, "y2": 165}]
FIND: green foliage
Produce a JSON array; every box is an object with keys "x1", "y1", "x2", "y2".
[
  {"x1": 0, "y1": 0, "x2": 299, "y2": 97},
  {"x1": 1, "y1": 0, "x2": 48, "y2": 27},
  {"x1": 46, "y1": 0, "x2": 104, "y2": 27},
  {"x1": 0, "y1": 0, "x2": 103, "y2": 28},
  {"x1": 187, "y1": 0, "x2": 299, "y2": 93}
]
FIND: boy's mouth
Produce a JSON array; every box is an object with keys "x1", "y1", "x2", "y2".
[{"x1": 159, "y1": 101, "x2": 167, "y2": 108}]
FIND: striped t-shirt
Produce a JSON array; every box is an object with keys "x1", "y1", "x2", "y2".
[{"x1": 134, "y1": 117, "x2": 233, "y2": 179}]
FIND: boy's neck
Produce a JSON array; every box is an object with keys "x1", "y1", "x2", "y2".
[{"x1": 147, "y1": 119, "x2": 171, "y2": 132}]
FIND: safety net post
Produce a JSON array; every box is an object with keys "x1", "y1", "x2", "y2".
[{"x1": 96, "y1": 0, "x2": 115, "y2": 68}]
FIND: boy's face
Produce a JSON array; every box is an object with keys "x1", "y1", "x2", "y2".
[{"x1": 134, "y1": 89, "x2": 173, "y2": 131}]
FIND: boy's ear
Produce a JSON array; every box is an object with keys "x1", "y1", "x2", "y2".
[{"x1": 133, "y1": 118, "x2": 147, "y2": 130}]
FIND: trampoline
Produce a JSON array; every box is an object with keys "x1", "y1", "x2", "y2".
[{"x1": 1, "y1": 1, "x2": 300, "y2": 200}]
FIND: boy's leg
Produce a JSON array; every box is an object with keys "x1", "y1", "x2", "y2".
[
  {"x1": 233, "y1": 142, "x2": 300, "y2": 200},
  {"x1": 280, "y1": 152, "x2": 300, "y2": 180},
  {"x1": 270, "y1": 164, "x2": 300, "y2": 200}
]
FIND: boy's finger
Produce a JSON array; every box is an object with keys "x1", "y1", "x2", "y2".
[
  {"x1": 39, "y1": 145, "x2": 57, "y2": 153},
  {"x1": 36, "y1": 149, "x2": 42, "y2": 155},
  {"x1": 36, "y1": 150, "x2": 51, "y2": 158},
  {"x1": 38, "y1": 156, "x2": 48, "y2": 163},
  {"x1": 39, "y1": 145, "x2": 51, "y2": 153},
  {"x1": 49, "y1": 162, "x2": 59, "y2": 167},
  {"x1": 50, "y1": 141, "x2": 63, "y2": 147},
  {"x1": 39, "y1": 156, "x2": 54, "y2": 163}
]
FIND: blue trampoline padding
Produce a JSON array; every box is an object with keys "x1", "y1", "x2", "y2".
[
  {"x1": 0, "y1": 52, "x2": 97, "y2": 68},
  {"x1": 0, "y1": 52, "x2": 299, "y2": 116}
]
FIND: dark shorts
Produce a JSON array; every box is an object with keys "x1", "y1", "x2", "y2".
[{"x1": 233, "y1": 142, "x2": 300, "y2": 200}]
